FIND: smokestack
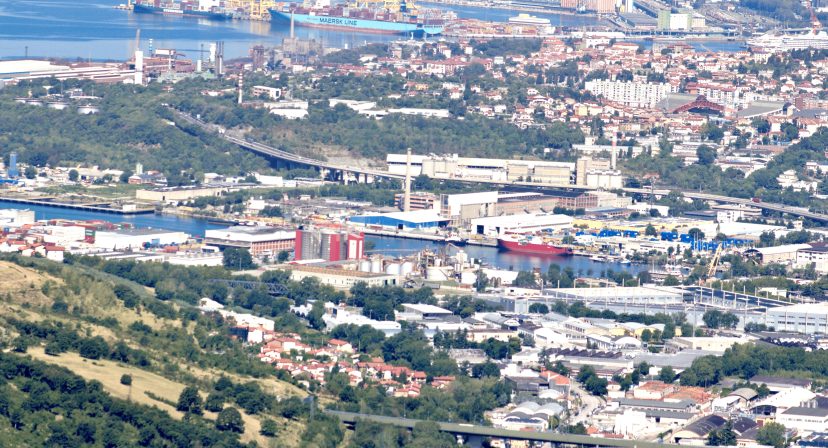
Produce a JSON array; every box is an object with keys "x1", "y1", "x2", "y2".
[
  {"x1": 290, "y1": 11, "x2": 295, "y2": 39},
  {"x1": 238, "y1": 70, "x2": 244, "y2": 105},
  {"x1": 403, "y1": 148, "x2": 412, "y2": 212},
  {"x1": 611, "y1": 136, "x2": 617, "y2": 170},
  {"x1": 134, "y1": 50, "x2": 144, "y2": 86}
]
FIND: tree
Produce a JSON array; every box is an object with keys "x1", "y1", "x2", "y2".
[
  {"x1": 757, "y1": 422, "x2": 787, "y2": 448},
  {"x1": 24, "y1": 166, "x2": 37, "y2": 179},
  {"x1": 68, "y1": 169, "x2": 79, "y2": 182},
  {"x1": 176, "y1": 386, "x2": 203, "y2": 415},
  {"x1": 277, "y1": 250, "x2": 290, "y2": 263},
  {"x1": 216, "y1": 407, "x2": 244, "y2": 433},
  {"x1": 696, "y1": 145, "x2": 716, "y2": 165},
  {"x1": 474, "y1": 270, "x2": 488, "y2": 292},
  {"x1": 205, "y1": 392, "x2": 225, "y2": 412},
  {"x1": 645, "y1": 224, "x2": 657, "y2": 236},
  {"x1": 260, "y1": 419, "x2": 278, "y2": 437},
  {"x1": 514, "y1": 271, "x2": 537, "y2": 288},
  {"x1": 119, "y1": 170, "x2": 133, "y2": 183},
  {"x1": 472, "y1": 361, "x2": 502, "y2": 378},
  {"x1": 658, "y1": 366, "x2": 676, "y2": 383},
  {"x1": 688, "y1": 228, "x2": 705, "y2": 240},
  {"x1": 120, "y1": 374, "x2": 132, "y2": 386},
  {"x1": 663, "y1": 275, "x2": 680, "y2": 286},
  {"x1": 79, "y1": 336, "x2": 109, "y2": 360},
  {"x1": 222, "y1": 248, "x2": 254, "y2": 270},
  {"x1": 708, "y1": 421, "x2": 737, "y2": 446},
  {"x1": 308, "y1": 300, "x2": 327, "y2": 330},
  {"x1": 528, "y1": 303, "x2": 549, "y2": 314}
]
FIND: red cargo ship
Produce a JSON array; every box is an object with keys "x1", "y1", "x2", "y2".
[{"x1": 497, "y1": 235, "x2": 573, "y2": 256}]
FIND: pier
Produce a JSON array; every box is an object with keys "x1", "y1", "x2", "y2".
[{"x1": 0, "y1": 197, "x2": 155, "y2": 215}]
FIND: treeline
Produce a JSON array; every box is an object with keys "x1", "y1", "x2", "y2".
[
  {"x1": 624, "y1": 128, "x2": 828, "y2": 209},
  {"x1": 680, "y1": 343, "x2": 828, "y2": 387},
  {"x1": 0, "y1": 352, "x2": 249, "y2": 447}
]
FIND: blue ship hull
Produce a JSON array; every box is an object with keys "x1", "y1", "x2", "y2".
[
  {"x1": 133, "y1": 4, "x2": 232, "y2": 20},
  {"x1": 269, "y1": 9, "x2": 442, "y2": 36}
]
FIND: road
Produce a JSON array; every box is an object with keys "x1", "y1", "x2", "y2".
[
  {"x1": 569, "y1": 380, "x2": 606, "y2": 425},
  {"x1": 623, "y1": 188, "x2": 828, "y2": 222},
  {"x1": 325, "y1": 410, "x2": 681, "y2": 448}
]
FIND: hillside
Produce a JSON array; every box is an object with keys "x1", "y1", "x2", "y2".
[{"x1": 0, "y1": 257, "x2": 312, "y2": 447}]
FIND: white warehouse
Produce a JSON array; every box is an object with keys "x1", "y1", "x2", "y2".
[{"x1": 470, "y1": 213, "x2": 573, "y2": 237}]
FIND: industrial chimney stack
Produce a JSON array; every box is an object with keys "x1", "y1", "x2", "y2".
[
  {"x1": 403, "y1": 148, "x2": 412, "y2": 212},
  {"x1": 237, "y1": 70, "x2": 244, "y2": 105}
]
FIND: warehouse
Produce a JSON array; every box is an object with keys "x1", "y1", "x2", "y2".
[
  {"x1": 349, "y1": 209, "x2": 449, "y2": 230},
  {"x1": 539, "y1": 286, "x2": 686, "y2": 307},
  {"x1": 767, "y1": 303, "x2": 828, "y2": 334},
  {"x1": 94, "y1": 228, "x2": 189, "y2": 250},
  {"x1": 204, "y1": 226, "x2": 295, "y2": 256},
  {"x1": 471, "y1": 213, "x2": 573, "y2": 237},
  {"x1": 745, "y1": 244, "x2": 811, "y2": 264}
]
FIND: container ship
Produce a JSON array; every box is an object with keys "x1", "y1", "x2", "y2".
[
  {"x1": 497, "y1": 234, "x2": 573, "y2": 256},
  {"x1": 269, "y1": 0, "x2": 448, "y2": 36},
  {"x1": 133, "y1": 0, "x2": 234, "y2": 20}
]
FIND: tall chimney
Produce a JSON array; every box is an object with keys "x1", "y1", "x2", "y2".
[
  {"x1": 290, "y1": 11, "x2": 295, "y2": 39},
  {"x1": 237, "y1": 70, "x2": 244, "y2": 105},
  {"x1": 611, "y1": 136, "x2": 617, "y2": 170},
  {"x1": 403, "y1": 148, "x2": 412, "y2": 212}
]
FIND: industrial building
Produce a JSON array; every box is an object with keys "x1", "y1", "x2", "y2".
[
  {"x1": 0, "y1": 209, "x2": 35, "y2": 227},
  {"x1": 204, "y1": 226, "x2": 295, "y2": 256},
  {"x1": 285, "y1": 264, "x2": 401, "y2": 288},
  {"x1": 393, "y1": 192, "x2": 437, "y2": 211},
  {"x1": 294, "y1": 228, "x2": 364, "y2": 261},
  {"x1": 386, "y1": 153, "x2": 575, "y2": 185},
  {"x1": 93, "y1": 228, "x2": 189, "y2": 250},
  {"x1": 349, "y1": 209, "x2": 449, "y2": 230},
  {"x1": 746, "y1": 244, "x2": 812, "y2": 264},
  {"x1": 136, "y1": 184, "x2": 237, "y2": 204},
  {"x1": 470, "y1": 213, "x2": 573, "y2": 237},
  {"x1": 766, "y1": 303, "x2": 828, "y2": 334}
]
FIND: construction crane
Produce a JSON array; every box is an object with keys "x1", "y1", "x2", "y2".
[{"x1": 700, "y1": 244, "x2": 724, "y2": 285}]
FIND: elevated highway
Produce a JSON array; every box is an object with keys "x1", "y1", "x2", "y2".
[{"x1": 325, "y1": 410, "x2": 682, "y2": 448}]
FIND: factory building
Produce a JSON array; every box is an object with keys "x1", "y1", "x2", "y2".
[
  {"x1": 393, "y1": 192, "x2": 437, "y2": 211},
  {"x1": 767, "y1": 303, "x2": 828, "y2": 334},
  {"x1": 136, "y1": 185, "x2": 235, "y2": 204},
  {"x1": 204, "y1": 226, "x2": 295, "y2": 256},
  {"x1": 285, "y1": 264, "x2": 401, "y2": 288},
  {"x1": 94, "y1": 228, "x2": 189, "y2": 250},
  {"x1": 350, "y1": 209, "x2": 450, "y2": 230},
  {"x1": 439, "y1": 191, "x2": 500, "y2": 225},
  {"x1": 294, "y1": 228, "x2": 364, "y2": 262},
  {"x1": 385, "y1": 153, "x2": 575, "y2": 185},
  {"x1": 470, "y1": 213, "x2": 573, "y2": 237}
]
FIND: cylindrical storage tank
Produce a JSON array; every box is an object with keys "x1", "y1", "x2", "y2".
[
  {"x1": 401, "y1": 261, "x2": 414, "y2": 275},
  {"x1": 359, "y1": 260, "x2": 372, "y2": 272},
  {"x1": 426, "y1": 267, "x2": 449, "y2": 281},
  {"x1": 370, "y1": 258, "x2": 382, "y2": 273},
  {"x1": 385, "y1": 263, "x2": 401, "y2": 275}
]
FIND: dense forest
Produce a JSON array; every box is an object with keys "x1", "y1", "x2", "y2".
[{"x1": 0, "y1": 78, "x2": 271, "y2": 182}]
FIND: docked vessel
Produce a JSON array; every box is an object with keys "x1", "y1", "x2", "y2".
[
  {"x1": 748, "y1": 29, "x2": 828, "y2": 51},
  {"x1": 133, "y1": 1, "x2": 234, "y2": 20},
  {"x1": 269, "y1": 0, "x2": 447, "y2": 36},
  {"x1": 508, "y1": 13, "x2": 551, "y2": 26},
  {"x1": 497, "y1": 234, "x2": 573, "y2": 256}
]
